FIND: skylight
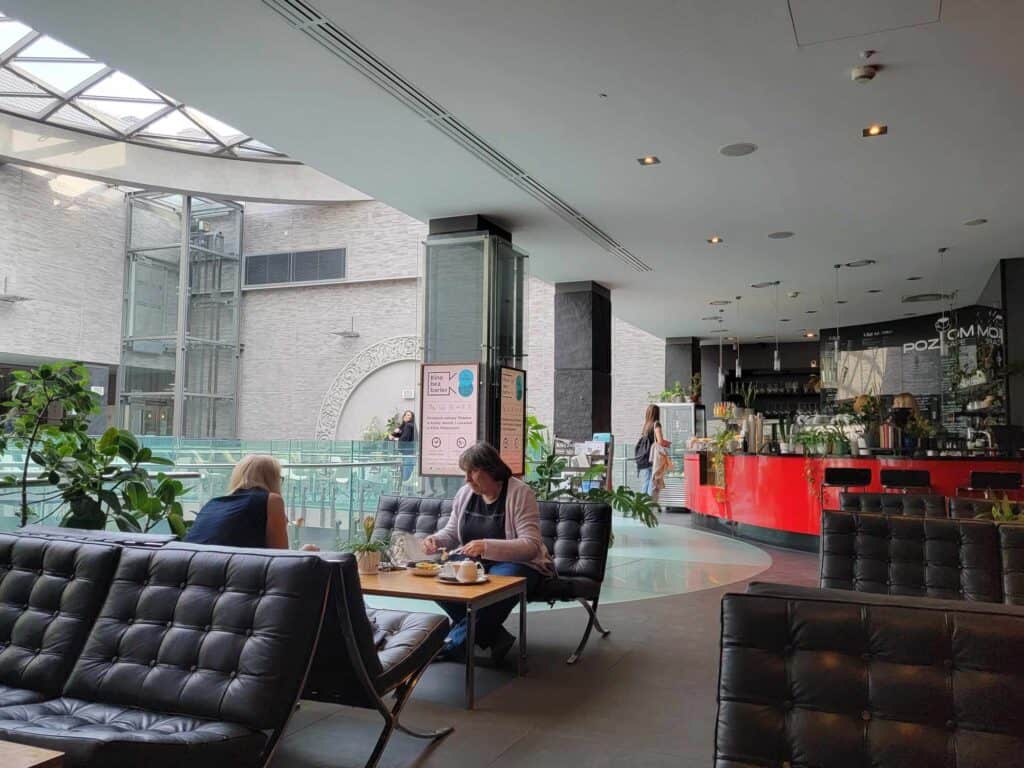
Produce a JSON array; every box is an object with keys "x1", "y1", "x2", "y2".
[{"x1": 0, "y1": 13, "x2": 289, "y2": 161}]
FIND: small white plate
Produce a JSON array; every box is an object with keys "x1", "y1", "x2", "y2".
[{"x1": 437, "y1": 574, "x2": 489, "y2": 585}]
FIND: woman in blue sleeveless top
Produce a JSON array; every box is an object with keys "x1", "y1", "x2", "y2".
[{"x1": 186, "y1": 454, "x2": 290, "y2": 549}]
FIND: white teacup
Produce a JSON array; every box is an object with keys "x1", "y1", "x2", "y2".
[
  {"x1": 456, "y1": 560, "x2": 484, "y2": 583},
  {"x1": 439, "y1": 561, "x2": 457, "y2": 579}
]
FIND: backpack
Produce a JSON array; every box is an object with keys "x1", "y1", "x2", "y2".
[{"x1": 635, "y1": 431, "x2": 653, "y2": 470}]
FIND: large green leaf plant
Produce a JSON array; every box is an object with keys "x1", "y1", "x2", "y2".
[{"x1": 0, "y1": 361, "x2": 189, "y2": 536}]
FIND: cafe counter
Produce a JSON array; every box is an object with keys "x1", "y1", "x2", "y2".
[{"x1": 683, "y1": 453, "x2": 1024, "y2": 550}]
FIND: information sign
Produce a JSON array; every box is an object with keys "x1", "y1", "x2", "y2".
[
  {"x1": 420, "y1": 363, "x2": 480, "y2": 476},
  {"x1": 498, "y1": 367, "x2": 526, "y2": 475}
]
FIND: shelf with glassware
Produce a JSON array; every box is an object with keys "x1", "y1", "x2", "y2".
[{"x1": 720, "y1": 368, "x2": 822, "y2": 420}]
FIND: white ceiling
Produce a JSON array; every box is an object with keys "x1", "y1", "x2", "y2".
[{"x1": 2, "y1": 0, "x2": 1022, "y2": 342}]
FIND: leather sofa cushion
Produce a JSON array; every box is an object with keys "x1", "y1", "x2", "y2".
[
  {"x1": 0, "y1": 698, "x2": 265, "y2": 768},
  {"x1": 820, "y1": 510, "x2": 1004, "y2": 602},
  {"x1": 538, "y1": 501, "x2": 611, "y2": 583},
  {"x1": 373, "y1": 496, "x2": 452, "y2": 541},
  {"x1": 839, "y1": 492, "x2": 947, "y2": 516},
  {"x1": 0, "y1": 534, "x2": 120, "y2": 698},
  {"x1": 63, "y1": 543, "x2": 330, "y2": 733},
  {"x1": 717, "y1": 585, "x2": 1024, "y2": 768},
  {"x1": 367, "y1": 608, "x2": 447, "y2": 693},
  {"x1": 950, "y1": 496, "x2": 1023, "y2": 519},
  {"x1": 1000, "y1": 525, "x2": 1024, "y2": 605},
  {"x1": 531, "y1": 575, "x2": 600, "y2": 601},
  {"x1": 0, "y1": 684, "x2": 47, "y2": 707}
]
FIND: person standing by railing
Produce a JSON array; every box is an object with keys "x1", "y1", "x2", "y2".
[{"x1": 389, "y1": 410, "x2": 416, "y2": 484}]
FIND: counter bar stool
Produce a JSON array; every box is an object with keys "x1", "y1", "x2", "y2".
[
  {"x1": 956, "y1": 470, "x2": 1022, "y2": 498},
  {"x1": 880, "y1": 468, "x2": 931, "y2": 494},
  {"x1": 820, "y1": 467, "x2": 872, "y2": 512}
]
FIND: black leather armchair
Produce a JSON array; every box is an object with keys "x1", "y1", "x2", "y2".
[
  {"x1": 0, "y1": 542, "x2": 331, "y2": 768},
  {"x1": 373, "y1": 495, "x2": 614, "y2": 663},
  {"x1": 0, "y1": 534, "x2": 121, "y2": 708},
  {"x1": 716, "y1": 583, "x2": 1024, "y2": 767},
  {"x1": 839, "y1": 491, "x2": 947, "y2": 517},
  {"x1": 305, "y1": 553, "x2": 452, "y2": 768},
  {"x1": 820, "y1": 509, "x2": 1024, "y2": 604}
]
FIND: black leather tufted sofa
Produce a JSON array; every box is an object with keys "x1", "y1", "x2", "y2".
[
  {"x1": 820, "y1": 509, "x2": 1024, "y2": 604},
  {"x1": 839, "y1": 491, "x2": 947, "y2": 517},
  {"x1": 0, "y1": 538, "x2": 331, "y2": 768},
  {"x1": 305, "y1": 553, "x2": 452, "y2": 768},
  {"x1": 0, "y1": 534, "x2": 121, "y2": 708},
  {"x1": 374, "y1": 494, "x2": 614, "y2": 663},
  {"x1": 949, "y1": 495, "x2": 1023, "y2": 519},
  {"x1": 715, "y1": 583, "x2": 1024, "y2": 767}
]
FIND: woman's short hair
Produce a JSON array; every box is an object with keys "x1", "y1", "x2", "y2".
[
  {"x1": 458, "y1": 441, "x2": 512, "y2": 482},
  {"x1": 227, "y1": 454, "x2": 283, "y2": 495}
]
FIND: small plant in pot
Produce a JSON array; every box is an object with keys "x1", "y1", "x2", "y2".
[{"x1": 345, "y1": 515, "x2": 390, "y2": 574}]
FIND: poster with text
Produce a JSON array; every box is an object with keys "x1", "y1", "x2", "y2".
[
  {"x1": 420, "y1": 363, "x2": 480, "y2": 476},
  {"x1": 499, "y1": 367, "x2": 526, "y2": 475}
]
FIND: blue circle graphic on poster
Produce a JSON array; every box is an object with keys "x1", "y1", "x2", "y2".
[
  {"x1": 458, "y1": 368, "x2": 474, "y2": 397},
  {"x1": 515, "y1": 374, "x2": 524, "y2": 401}
]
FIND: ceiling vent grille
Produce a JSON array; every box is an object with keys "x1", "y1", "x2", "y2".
[{"x1": 262, "y1": 0, "x2": 652, "y2": 272}]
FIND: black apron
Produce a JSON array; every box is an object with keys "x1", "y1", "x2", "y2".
[{"x1": 460, "y1": 480, "x2": 508, "y2": 547}]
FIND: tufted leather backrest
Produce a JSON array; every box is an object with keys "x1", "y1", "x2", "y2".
[
  {"x1": 538, "y1": 501, "x2": 612, "y2": 582},
  {"x1": 373, "y1": 495, "x2": 453, "y2": 541},
  {"x1": 63, "y1": 542, "x2": 330, "y2": 731},
  {"x1": 839, "y1": 491, "x2": 947, "y2": 517},
  {"x1": 949, "y1": 495, "x2": 1023, "y2": 519},
  {"x1": 0, "y1": 534, "x2": 121, "y2": 698},
  {"x1": 304, "y1": 554, "x2": 382, "y2": 709},
  {"x1": 716, "y1": 584, "x2": 1024, "y2": 768},
  {"x1": 19, "y1": 525, "x2": 176, "y2": 548},
  {"x1": 820, "y1": 510, "x2": 1007, "y2": 602}
]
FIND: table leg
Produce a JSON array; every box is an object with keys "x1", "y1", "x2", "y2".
[
  {"x1": 518, "y1": 589, "x2": 528, "y2": 676},
  {"x1": 465, "y1": 604, "x2": 476, "y2": 709}
]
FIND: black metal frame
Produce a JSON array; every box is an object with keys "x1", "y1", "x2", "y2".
[
  {"x1": 566, "y1": 596, "x2": 611, "y2": 665},
  {"x1": 326, "y1": 568, "x2": 453, "y2": 768}
]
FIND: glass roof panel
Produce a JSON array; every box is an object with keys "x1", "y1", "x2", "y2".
[
  {"x1": 48, "y1": 104, "x2": 116, "y2": 135},
  {"x1": 0, "y1": 20, "x2": 33, "y2": 53},
  {"x1": 16, "y1": 35, "x2": 91, "y2": 60},
  {"x1": 77, "y1": 97, "x2": 167, "y2": 132},
  {"x1": 0, "y1": 94, "x2": 56, "y2": 116},
  {"x1": 0, "y1": 68, "x2": 46, "y2": 95},
  {"x1": 0, "y1": 15, "x2": 289, "y2": 161},
  {"x1": 12, "y1": 60, "x2": 107, "y2": 93},
  {"x1": 83, "y1": 71, "x2": 159, "y2": 101}
]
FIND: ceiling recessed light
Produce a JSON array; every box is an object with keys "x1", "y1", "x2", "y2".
[
  {"x1": 700, "y1": 315, "x2": 721, "y2": 321},
  {"x1": 805, "y1": 309, "x2": 818, "y2": 314},
  {"x1": 709, "y1": 329, "x2": 731, "y2": 334},
  {"x1": 707, "y1": 235, "x2": 723, "y2": 245},
  {"x1": 867, "y1": 289, "x2": 882, "y2": 293},
  {"x1": 755, "y1": 335, "x2": 774, "y2": 340},
  {"x1": 902, "y1": 292, "x2": 955, "y2": 304},
  {"x1": 964, "y1": 218, "x2": 988, "y2": 226},
  {"x1": 787, "y1": 290, "x2": 800, "y2": 299},
  {"x1": 709, "y1": 299, "x2": 732, "y2": 306},
  {"x1": 751, "y1": 280, "x2": 780, "y2": 288},
  {"x1": 779, "y1": 318, "x2": 791, "y2": 322},
  {"x1": 720, "y1": 142, "x2": 758, "y2": 157},
  {"x1": 906, "y1": 276, "x2": 923, "y2": 281},
  {"x1": 768, "y1": 231, "x2": 794, "y2": 240},
  {"x1": 904, "y1": 312, "x2": 917, "y2": 317},
  {"x1": 638, "y1": 155, "x2": 660, "y2": 166},
  {"x1": 835, "y1": 300, "x2": 848, "y2": 304},
  {"x1": 803, "y1": 331, "x2": 817, "y2": 338},
  {"x1": 844, "y1": 259, "x2": 876, "y2": 268},
  {"x1": 862, "y1": 123, "x2": 888, "y2": 137}
]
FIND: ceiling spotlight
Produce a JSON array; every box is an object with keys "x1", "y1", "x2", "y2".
[
  {"x1": 964, "y1": 218, "x2": 988, "y2": 226},
  {"x1": 751, "y1": 280, "x2": 780, "y2": 288},
  {"x1": 779, "y1": 318, "x2": 791, "y2": 322},
  {"x1": 700, "y1": 315, "x2": 721, "y2": 321},
  {"x1": 844, "y1": 259, "x2": 876, "y2": 268},
  {"x1": 707, "y1": 235, "x2": 723, "y2": 245},
  {"x1": 768, "y1": 231, "x2": 794, "y2": 240},
  {"x1": 851, "y1": 64, "x2": 878, "y2": 83},
  {"x1": 787, "y1": 290, "x2": 800, "y2": 299},
  {"x1": 803, "y1": 331, "x2": 817, "y2": 338},
  {"x1": 862, "y1": 124, "x2": 888, "y2": 137},
  {"x1": 902, "y1": 292, "x2": 955, "y2": 304},
  {"x1": 720, "y1": 142, "x2": 758, "y2": 157},
  {"x1": 805, "y1": 309, "x2": 818, "y2": 314},
  {"x1": 638, "y1": 155, "x2": 661, "y2": 166},
  {"x1": 867, "y1": 289, "x2": 882, "y2": 293},
  {"x1": 835, "y1": 300, "x2": 848, "y2": 304},
  {"x1": 906, "y1": 276, "x2": 923, "y2": 281},
  {"x1": 709, "y1": 299, "x2": 732, "y2": 306}
]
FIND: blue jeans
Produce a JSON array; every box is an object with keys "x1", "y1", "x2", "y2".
[
  {"x1": 439, "y1": 561, "x2": 540, "y2": 649},
  {"x1": 638, "y1": 466, "x2": 653, "y2": 495}
]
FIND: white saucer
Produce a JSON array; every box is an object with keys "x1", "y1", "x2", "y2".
[{"x1": 437, "y1": 574, "x2": 489, "y2": 585}]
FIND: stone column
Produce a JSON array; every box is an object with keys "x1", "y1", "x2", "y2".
[{"x1": 554, "y1": 281, "x2": 611, "y2": 441}]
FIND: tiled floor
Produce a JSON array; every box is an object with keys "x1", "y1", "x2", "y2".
[{"x1": 272, "y1": 514, "x2": 818, "y2": 768}]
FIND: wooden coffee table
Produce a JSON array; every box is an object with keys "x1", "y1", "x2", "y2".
[
  {"x1": 359, "y1": 569, "x2": 528, "y2": 709},
  {"x1": 0, "y1": 740, "x2": 63, "y2": 768}
]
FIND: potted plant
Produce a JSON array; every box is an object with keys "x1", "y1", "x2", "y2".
[
  {"x1": 685, "y1": 373, "x2": 702, "y2": 404},
  {"x1": 905, "y1": 413, "x2": 936, "y2": 455},
  {"x1": 853, "y1": 393, "x2": 883, "y2": 448},
  {"x1": 345, "y1": 515, "x2": 390, "y2": 574}
]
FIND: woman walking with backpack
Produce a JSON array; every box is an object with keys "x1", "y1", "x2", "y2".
[{"x1": 635, "y1": 404, "x2": 670, "y2": 496}]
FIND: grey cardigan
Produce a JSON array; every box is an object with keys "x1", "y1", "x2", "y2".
[{"x1": 432, "y1": 476, "x2": 554, "y2": 576}]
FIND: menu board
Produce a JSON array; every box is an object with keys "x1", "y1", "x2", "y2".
[
  {"x1": 420, "y1": 363, "x2": 479, "y2": 476},
  {"x1": 498, "y1": 367, "x2": 526, "y2": 475}
]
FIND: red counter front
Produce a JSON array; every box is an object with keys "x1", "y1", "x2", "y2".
[{"x1": 684, "y1": 454, "x2": 1024, "y2": 537}]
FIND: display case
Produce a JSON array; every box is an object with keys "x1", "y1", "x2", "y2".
[{"x1": 655, "y1": 402, "x2": 706, "y2": 511}]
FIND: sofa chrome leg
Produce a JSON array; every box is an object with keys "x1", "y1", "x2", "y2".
[
  {"x1": 567, "y1": 598, "x2": 609, "y2": 665},
  {"x1": 366, "y1": 718, "x2": 395, "y2": 768}
]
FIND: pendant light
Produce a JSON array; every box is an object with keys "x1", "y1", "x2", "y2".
[
  {"x1": 773, "y1": 282, "x2": 782, "y2": 371},
  {"x1": 833, "y1": 264, "x2": 842, "y2": 384},
  {"x1": 717, "y1": 331, "x2": 726, "y2": 389},
  {"x1": 734, "y1": 296, "x2": 742, "y2": 379},
  {"x1": 934, "y1": 247, "x2": 951, "y2": 356}
]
